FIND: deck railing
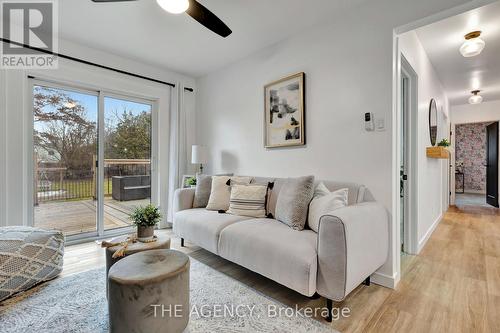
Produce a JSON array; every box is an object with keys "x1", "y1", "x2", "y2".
[{"x1": 34, "y1": 156, "x2": 150, "y2": 205}]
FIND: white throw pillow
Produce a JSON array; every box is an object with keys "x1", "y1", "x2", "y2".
[
  {"x1": 313, "y1": 182, "x2": 331, "y2": 199},
  {"x1": 206, "y1": 176, "x2": 252, "y2": 211},
  {"x1": 307, "y1": 185, "x2": 348, "y2": 232},
  {"x1": 227, "y1": 184, "x2": 268, "y2": 218}
]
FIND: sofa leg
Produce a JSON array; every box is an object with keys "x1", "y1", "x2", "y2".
[
  {"x1": 309, "y1": 292, "x2": 320, "y2": 300},
  {"x1": 363, "y1": 276, "x2": 371, "y2": 286},
  {"x1": 181, "y1": 238, "x2": 185, "y2": 247},
  {"x1": 326, "y1": 298, "x2": 333, "y2": 322}
]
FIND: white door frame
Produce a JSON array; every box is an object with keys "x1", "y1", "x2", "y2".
[
  {"x1": 27, "y1": 77, "x2": 159, "y2": 244},
  {"x1": 398, "y1": 55, "x2": 419, "y2": 256}
]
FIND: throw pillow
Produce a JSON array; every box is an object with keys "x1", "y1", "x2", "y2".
[
  {"x1": 193, "y1": 174, "x2": 212, "y2": 208},
  {"x1": 307, "y1": 187, "x2": 348, "y2": 232},
  {"x1": 275, "y1": 176, "x2": 315, "y2": 230},
  {"x1": 206, "y1": 176, "x2": 252, "y2": 211},
  {"x1": 227, "y1": 184, "x2": 268, "y2": 218},
  {"x1": 313, "y1": 182, "x2": 330, "y2": 199}
]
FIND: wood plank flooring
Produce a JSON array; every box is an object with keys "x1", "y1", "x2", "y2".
[
  {"x1": 62, "y1": 205, "x2": 500, "y2": 332},
  {"x1": 34, "y1": 198, "x2": 149, "y2": 235}
]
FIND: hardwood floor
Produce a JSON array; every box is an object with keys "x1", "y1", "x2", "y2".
[{"x1": 63, "y1": 205, "x2": 500, "y2": 332}]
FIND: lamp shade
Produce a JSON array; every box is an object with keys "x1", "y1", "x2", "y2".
[{"x1": 191, "y1": 145, "x2": 207, "y2": 164}]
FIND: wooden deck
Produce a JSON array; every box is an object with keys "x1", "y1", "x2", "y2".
[{"x1": 34, "y1": 198, "x2": 149, "y2": 235}]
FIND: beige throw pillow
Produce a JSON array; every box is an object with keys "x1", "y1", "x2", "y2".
[
  {"x1": 206, "y1": 176, "x2": 252, "y2": 211},
  {"x1": 308, "y1": 185, "x2": 348, "y2": 232},
  {"x1": 227, "y1": 184, "x2": 268, "y2": 218}
]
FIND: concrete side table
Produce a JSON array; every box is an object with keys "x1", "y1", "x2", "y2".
[{"x1": 108, "y1": 249, "x2": 190, "y2": 333}]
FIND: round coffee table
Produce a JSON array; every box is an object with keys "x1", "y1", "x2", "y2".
[{"x1": 105, "y1": 234, "x2": 171, "y2": 287}]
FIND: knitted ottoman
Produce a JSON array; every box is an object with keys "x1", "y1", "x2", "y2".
[{"x1": 0, "y1": 227, "x2": 65, "y2": 302}]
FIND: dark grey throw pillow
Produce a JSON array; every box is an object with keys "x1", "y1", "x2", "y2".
[
  {"x1": 193, "y1": 174, "x2": 212, "y2": 208},
  {"x1": 275, "y1": 176, "x2": 315, "y2": 230},
  {"x1": 192, "y1": 173, "x2": 234, "y2": 208}
]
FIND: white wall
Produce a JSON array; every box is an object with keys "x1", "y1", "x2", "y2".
[
  {"x1": 450, "y1": 100, "x2": 500, "y2": 203},
  {"x1": 0, "y1": 39, "x2": 196, "y2": 229},
  {"x1": 195, "y1": 0, "x2": 479, "y2": 287},
  {"x1": 452, "y1": 100, "x2": 500, "y2": 124},
  {"x1": 399, "y1": 31, "x2": 450, "y2": 252}
]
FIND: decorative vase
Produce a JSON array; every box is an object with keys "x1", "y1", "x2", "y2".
[{"x1": 137, "y1": 225, "x2": 155, "y2": 242}]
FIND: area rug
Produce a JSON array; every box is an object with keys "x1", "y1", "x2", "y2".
[{"x1": 0, "y1": 257, "x2": 337, "y2": 333}]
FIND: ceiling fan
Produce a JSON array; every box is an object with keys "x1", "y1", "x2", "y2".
[{"x1": 91, "y1": 0, "x2": 232, "y2": 38}]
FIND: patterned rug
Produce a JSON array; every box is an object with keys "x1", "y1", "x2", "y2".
[{"x1": 0, "y1": 257, "x2": 337, "y2": 333}]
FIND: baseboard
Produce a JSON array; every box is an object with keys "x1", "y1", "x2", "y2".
[
  {"x1": 371, "y1": 271, "x2": 398, "y2": 289},
  {"x1": 417, "y1": 213, "x2": 442, "y2": 253}
]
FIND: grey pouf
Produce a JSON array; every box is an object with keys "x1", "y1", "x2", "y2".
[
  {"x1": 108, "y1": 249, "x2": 190, "y2": 333},
  {"x1": 0, "y1": 226, "x2": 65, "y2": 302}
]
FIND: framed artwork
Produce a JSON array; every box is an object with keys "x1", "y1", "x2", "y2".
[{"x1": 264, "y1": 72, "x2": 305, "y2": 148}]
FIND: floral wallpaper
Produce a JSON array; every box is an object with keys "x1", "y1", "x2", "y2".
[{"x1": 455, "y1": 122, "x2": 488, "y2": 192}]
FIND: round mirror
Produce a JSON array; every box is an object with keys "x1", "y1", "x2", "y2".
[{"x1": 429, "y1": 99, "x2": 438, "y2": 146}]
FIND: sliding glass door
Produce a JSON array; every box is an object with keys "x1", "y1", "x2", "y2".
[
  {"x1": 103, "y1": 96, "x2": 152, "y2": 232},
  {"x1": 32, "y1": 80, "x2": 155, "y2": 239},
  {"x1": 33, "y1": 84, "x2": 99, "y2": 236}
]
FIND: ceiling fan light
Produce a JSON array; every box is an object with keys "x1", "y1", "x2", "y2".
[
  {"x1": 460, "y1": 31, "x2": 485, "y2": 57},
  {"x1": 157, "y1": 0, "x2": 189, "y2": 14}
]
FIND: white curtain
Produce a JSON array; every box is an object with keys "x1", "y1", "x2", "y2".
[{"x1": 167, "y1": 84, "x2": 189, "y2": 224}]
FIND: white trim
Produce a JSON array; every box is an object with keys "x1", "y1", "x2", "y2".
[
  {"x1": 372, "y1": 271, "x2": 399, "y2": 289},
  {"x1": 417, "y1": 213, "x2": 442, "y2": 253},
  {"x1": 0, "y1": 70, "x2": 6, "y2": 227},
  {"x1": 400, "y1": 55, "x2": 419, "y2": 256}
]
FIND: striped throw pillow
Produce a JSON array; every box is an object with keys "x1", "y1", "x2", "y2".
[{"x1": 227, "y1": 184, "x2": 268, "y2": 218}]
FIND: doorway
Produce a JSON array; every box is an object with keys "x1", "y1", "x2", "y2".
[
  {"x1": 31, "y1": 79, "x2": 157, "y2": 240},
  {"x1": 453, "y1": 121, "x2": 499, "y2": 208}
]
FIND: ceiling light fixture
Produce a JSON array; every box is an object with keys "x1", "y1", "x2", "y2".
[
  {"x1": 460, "y1": 31, "x2": 485, "y2": 57},
  {"x1": 468, "y1": 90, "x2": 483, "y2": 104},
  {"x1": 156, "y1": 0, "x2": 189, "y2": 14}
]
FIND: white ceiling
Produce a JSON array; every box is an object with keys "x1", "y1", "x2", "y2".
[
  {"x1": 58, "y1": 0, "x2": 366, "y2": 78},
  {"x1": 415, "y1": 1, "x2": 500, "y2": 106}
]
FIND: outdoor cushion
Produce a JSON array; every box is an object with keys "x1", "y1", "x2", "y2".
[
  {"x1": 173, "y1": 209, "x2": 251, "y2": 254},
  {"x1": 0, "y1": 227, "x2": 64, "y2": 302}
]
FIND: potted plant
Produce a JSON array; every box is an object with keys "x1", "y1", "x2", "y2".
[
  {"x1": 129, "y1": 204, "x2": 162, "y2": 242},
  {"x1": 437, "y1": 138, "x2": 450, "y2": 147},
  {"x1": 185, "y1": 176, "x2": 196, "y2": 188}
]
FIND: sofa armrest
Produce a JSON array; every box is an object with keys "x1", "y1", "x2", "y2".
[
  {"x1": 173, "y1": 188, "x2": 195, "y2": 215},
  {"x1": 316, "y1": 202, "x2": 389, "y2": 301}
]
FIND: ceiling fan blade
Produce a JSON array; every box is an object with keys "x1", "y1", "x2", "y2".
[{"x1": 186, "y1": 0, "x2": 232, "y2": 38}]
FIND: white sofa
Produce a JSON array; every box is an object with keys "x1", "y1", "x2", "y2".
[{"x1": 173, "y1": 177, "x2": 389, "y2": 321}]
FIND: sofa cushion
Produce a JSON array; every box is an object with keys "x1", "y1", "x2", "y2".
[
  {"x1": 275, "y1": 176, "x2": 315, "y2": 230},
  {"x1": 173, "y1": 209, "x2": 251, "y2": 254},
  {"x1": 218, "y1": 218, "x2": 318, "y2": 296}
]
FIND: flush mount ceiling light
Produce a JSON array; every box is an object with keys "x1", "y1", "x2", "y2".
[
  {"x1": 469, "y1": 90, "x2": 483, "y2": 104},
  {"x1": 156, "y1": 0, "x2": 189, "y2": 14},
  {"x1": 460, "y1": 31, "x2": 486, "y2": 57}
]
